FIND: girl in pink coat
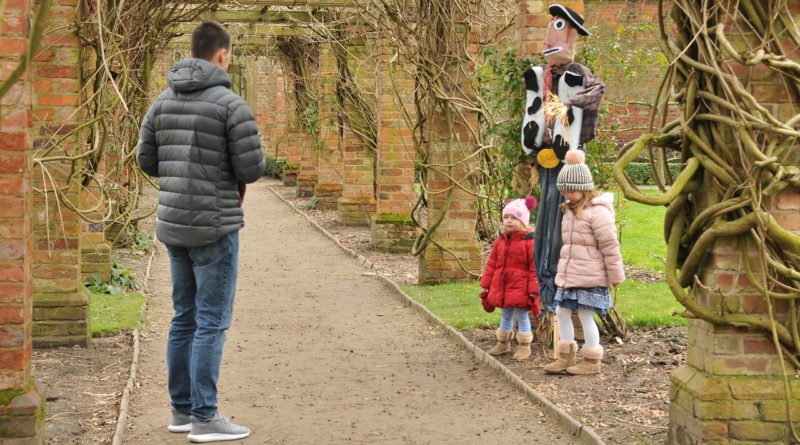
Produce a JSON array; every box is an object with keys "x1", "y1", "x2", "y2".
[{"x1": 544, "y1": 150, "x2": 624, "y2": 375}]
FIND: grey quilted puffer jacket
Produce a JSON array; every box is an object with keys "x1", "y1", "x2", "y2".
[{"x1": 136, "y1": 58, "x2": 265, "y2": 248}]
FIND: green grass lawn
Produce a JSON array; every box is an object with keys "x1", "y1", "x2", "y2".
[
  {"x1": 615, "y1": 280, "x2": 686, "y2": 328},
  {"x1": 90, "y1": 291, "x2": 146, "y2": 336},
  {"x1": 616, "y1": 191, "x2": 667, "y2": 272},
  {"x1": 402, "y1": 192, "x2": 685, "y2": 331},
  {"x1": 402, "y1": 282, "x2": 500, "y2": 329},
  {"x1": 402, "y1": 279, "x2": 685, "y2": 330}
]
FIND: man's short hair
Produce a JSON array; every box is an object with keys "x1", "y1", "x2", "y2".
[{"x1": 191, "y1": 21, "x2": 231, "y2": 61}]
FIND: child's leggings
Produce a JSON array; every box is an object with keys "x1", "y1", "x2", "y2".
[
  {"x1": 557, "y1": 306, "x2": 600, "y2": 348},
  {"x1": 499, "y1": 308, "x2": 532, "y2": 333}
]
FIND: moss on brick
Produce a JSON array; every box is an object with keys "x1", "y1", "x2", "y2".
[
  {"x1": 0, "y1": 389, "x2": 25, "y2": 407},
  {"x1": 371, "y1": 213, "x2": 413, "y2": 224}
]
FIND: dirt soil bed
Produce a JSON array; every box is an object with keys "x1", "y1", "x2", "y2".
[
  {"x1": 33, "y1": 334, "x2": 132, "y2": 445},
  {"x1": 268, "y1": 179, "x2": 686, "y2": 445}
]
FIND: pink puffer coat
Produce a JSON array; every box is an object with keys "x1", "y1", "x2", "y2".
[{"x1": 555, "y1": 193, "x2": 625, "y2": 288}]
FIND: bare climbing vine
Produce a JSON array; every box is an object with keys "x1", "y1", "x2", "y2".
[
  {"x1": 613, "y1": 0, "x2": 800, "y2": 434},
  {"x1": 33, "y1": 0, "x2": 218, "y2": 246},
  {"x1": 354, "y1": 0, "x2": 520, "y2": 275},
  {"x1": 280, "y1": 1, "x2": 519, "y2": 277}
]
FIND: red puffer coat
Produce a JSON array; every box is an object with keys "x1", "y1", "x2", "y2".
[{"x1": 480, "y1": 229, "x2": 540, "y2": 315}]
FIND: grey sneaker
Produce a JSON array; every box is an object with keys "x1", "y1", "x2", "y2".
[
  {"x1": 187, "y1": 413, "x2": 250, "y2": 443},
  {"x1": 168, "y1": 408, "x2": 191, "y2": 433}
]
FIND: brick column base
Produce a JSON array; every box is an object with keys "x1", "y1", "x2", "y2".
[
  {"x1": 370, "y1": 214, "x2": 417, "y2": 253},
  {"x1": 0, "y1": 383, "x2": 45, "y2": 444},
  {"x1": 81, "y1": 241, "x2": 112, "y2": 282},
  {"x1": 297, "y1": 174, "x2": 318, "y2": 198},
  {"x1": 32, "y1": 287, "x2": 91, "y2": 348},
  {"x1": 669, "y1": 363, "x2": 796, "y2": 443},
  {"x1": 314, "y1": 184, "x2": 342, "y2": 210},
  {"x1": 337, "y1": 197, "x2": 376, "y2": 226},
  {"x1": 418, "y1": 240, "x2": 482, "y2": 285},
  {"x1": 282, "y1": 169, "x2": 298, "y2": 187}
]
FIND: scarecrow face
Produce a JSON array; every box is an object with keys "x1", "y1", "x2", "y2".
[{"x1": 543, "y1": 16, "x2": 579, "y2": 66}]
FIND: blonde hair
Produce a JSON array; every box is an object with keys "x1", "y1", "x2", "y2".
[{"x1": 562, "y1": 190, "x2": 601, "y2": 220}]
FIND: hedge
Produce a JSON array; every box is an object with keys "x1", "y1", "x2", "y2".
[{"x1": 624, "y1": 162, "x2": 681, "y2": 185}]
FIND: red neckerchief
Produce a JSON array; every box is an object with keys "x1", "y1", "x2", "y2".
[{"x1": 542, "y1": 64, "x2": 555, "y2": 124}]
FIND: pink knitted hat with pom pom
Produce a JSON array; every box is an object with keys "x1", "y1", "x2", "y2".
[
  {"x1": 557, "y1": 150, "x2": 594, "y2": 191},
  {"x1": 502, "y1": 196, "x2": 538, "y2": 226}
]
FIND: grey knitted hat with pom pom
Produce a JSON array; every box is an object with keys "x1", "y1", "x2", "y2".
[{"x1": 557, "y1": 150, "x2": 594, "y2": 192}]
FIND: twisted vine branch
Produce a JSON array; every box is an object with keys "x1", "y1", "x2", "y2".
[{"x1": 614, "y1": 1, "x2": 800, "y2": 433}]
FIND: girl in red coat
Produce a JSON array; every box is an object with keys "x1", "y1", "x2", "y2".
[{"x1": 480, "y1": 197, "x2": 541, "y2": 360}]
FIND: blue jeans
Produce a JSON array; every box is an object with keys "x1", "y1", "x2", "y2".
[
  {"x1": 165, "y1": 231, "x2": 239, "y2": 421},
  {"x1": 499, "y1": 308, "x2": 532, "y2": 333}
]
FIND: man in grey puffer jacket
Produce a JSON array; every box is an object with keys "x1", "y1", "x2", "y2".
[{"x1": 136, "y1": 21, "x2": 264, "y2": 443}]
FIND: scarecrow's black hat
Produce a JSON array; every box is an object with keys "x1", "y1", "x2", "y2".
[{"x1": 548, "y1": 3, "x2": 591, "y2": 36}]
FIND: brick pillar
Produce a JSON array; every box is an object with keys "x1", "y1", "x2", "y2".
[
  {"x1": 296, "y1": 130, "x2": 318, "y2": 197},
  {"x1": 258, "y1": 55, "x2": 291, "y2": 183},
  {"x1": 669, "y1": 231, "x2": 798, "y2": 444},
  {"x1": 294, "y1": 47, "x2": 319, "y2": 198},
  {"x1": 418, "y1": 24, "x2": 482, "y2": 284},
  {"x1": 31, "y1": 2, "x2": 90, "y2": 347},
  {"x1": 282, "y1": 59, "x2": 302, "y2": 187},
  {"x1": 371, "y1": 34, "x2": 417, "y2": 253},
  {"x1": 269, "y1": 58, "x2": 289, "y2": 160},
  {"x1": 667, "y1": 5, "x2": 800, "y2": 444},
  {"x1": 314, "y1": 43, "x2": 343, "y2": 210},
  {"x1": 79, "y1": 188, "x2": 111, "y2": 283},
  {"x1": 337, "y1": 34, "x2": 376, "y2": 226},
  {"x1": 255, "y1": 56, "x2": 272, "y2": 155},
  {"x1": 0, "y1": 0, "x2": 46, "y2": 442}
]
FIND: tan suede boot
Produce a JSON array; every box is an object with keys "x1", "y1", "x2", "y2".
[
  {"x1": 512, "y1": 331, "x2": 534, "y2": 360},
  {"x1": 487, "y1": 329, "x2": 512, "y2": 355},
  {"x1": 543, "y1": 341, "x2": 578, "y2": 373},
  {"x1": 566, "y1": 346, "x2": 603, "y2": 375}
]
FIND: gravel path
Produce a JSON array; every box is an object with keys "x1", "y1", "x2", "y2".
[{"x1": 123, "y1": 180, "x2": 576, "y2": 444}]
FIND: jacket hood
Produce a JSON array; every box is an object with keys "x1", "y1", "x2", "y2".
[
  {"x1": 168, "y1": 58, "x2": 232, "y2": 93},
  {"x1": 589, "y1": 192, "x2": 615, "y2": 212}
]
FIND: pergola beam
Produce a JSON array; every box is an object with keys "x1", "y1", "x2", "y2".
[
  {"x1": 205, "y1": 9, "x2": 327, "y2": 24},
  {"x1": 170, "y1": 22, "x2": 312, "y2": 38},
  {"x1": 182, "y1": 0, "x2": 360, "y2": 7}
]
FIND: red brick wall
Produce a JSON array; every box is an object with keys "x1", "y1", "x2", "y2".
[{"x1": 584, "y1": 0, "x2": 665, "y2": 144}]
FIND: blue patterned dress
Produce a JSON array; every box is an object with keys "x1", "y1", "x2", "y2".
[{"x1": 554, "y1": 286, "x2": 611, "y2": 315}]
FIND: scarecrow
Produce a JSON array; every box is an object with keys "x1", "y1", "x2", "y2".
[{"x1": 521, "y1": 4, "x2": 605, "y2": 316}]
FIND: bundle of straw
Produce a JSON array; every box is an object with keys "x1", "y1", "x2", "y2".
[
  {"x1": 543, "y1": 93, "x2": 572, "y2": 147},
  {"x1": 544, "y1": 92, "x2": 570, "y2": 127}
]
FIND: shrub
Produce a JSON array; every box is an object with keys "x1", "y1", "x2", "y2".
[
  {"x1": 264, "y1": 156, "x2": 287, "y2": 178},
  {"x1": 624, "y1": 162, "x2": 681, "y2": 185},
  {"x1": 85, "y1": 262, "x2": 140, "y2": 295}
]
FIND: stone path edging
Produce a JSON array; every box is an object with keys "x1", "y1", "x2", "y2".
[
  {"x1": 265, "y1": 183, "x2": 606, "y2": 445},
  {"x1": 113, "y1": 234, "x2": 156, "y2": 445}
]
